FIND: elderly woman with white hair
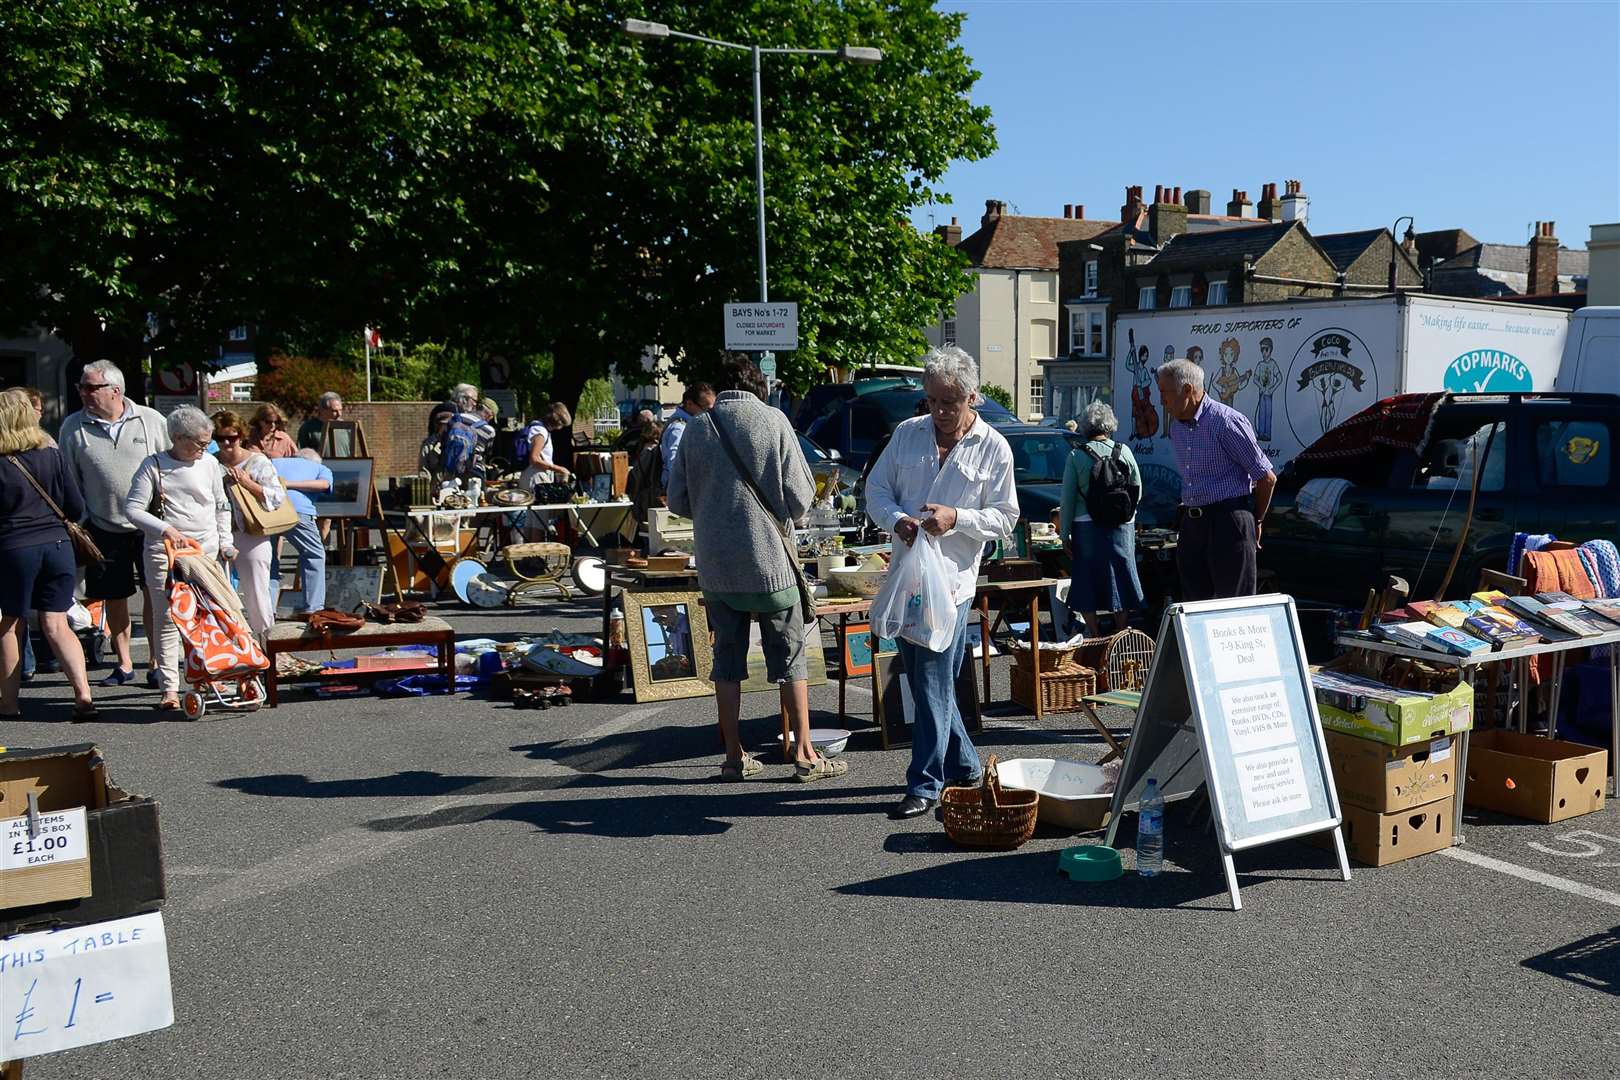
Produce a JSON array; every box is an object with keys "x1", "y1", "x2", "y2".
[
  {"x1": 1058, "y1": 400, "x2": 1145, "y2": 636},
  {"x1": 866, "y1": 346, "x2": 1019, "y2": 820},
  {"x1": 124, "y1": 406, "x2": 235, "y2": 711}
]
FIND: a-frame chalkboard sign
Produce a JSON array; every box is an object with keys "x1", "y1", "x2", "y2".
[{"x1": 1104, "y1": 594, "x2": 1351, "y2": 910}]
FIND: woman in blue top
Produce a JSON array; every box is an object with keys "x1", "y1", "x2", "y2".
[
  {"x1": 0, "y1": 390, "x2": 96, "y2": 718},
  {"x1": 1058, "y1": 401, "x2": 1146, "y2": 637}
]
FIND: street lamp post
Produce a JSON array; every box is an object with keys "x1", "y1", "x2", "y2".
[
  {"x1": 622, "y1": 19, "x2": 881, "y2": 382},
  {"x1": 1389, "y1": 215, "x2": 1415, "y2": 293}
]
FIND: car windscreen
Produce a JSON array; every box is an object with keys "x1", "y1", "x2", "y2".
[
  {"x1": 797, "y1": 434, "x2": 828, "y2": 463},
  {"x1": 1009, "y1": 432, "x2": 1084, "y2": 484}
]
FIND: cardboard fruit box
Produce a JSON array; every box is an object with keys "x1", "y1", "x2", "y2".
[
  {"x1": 0, "y1": 744, "x2": 165, "y2": 936},
  {"x1": 1324, "y1": 729, "x2": 1457, "y2": 813},
  {"x1": 1464, "y1": 730, "x2": 1607, "y2": 824},
  {"x1": 1315, "y1": 679, "x2": 1473, "y2": 748},
  {"x1": 1312, "y1": 796, "x2": 1455, "y2": 867}
]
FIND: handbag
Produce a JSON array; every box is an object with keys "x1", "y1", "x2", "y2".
[
  {"x1": 307, "y1": 608, "x2": 366, "y2": 634},
  {"x1": 6, "y1": 455, "x2": 105, "y2": 567},
  {"x1": 227, "y1": 472, "x2": 299, "y2": 536},
  {"x1": 707, "y1": 412, "x2": 815, "y2": 622}
]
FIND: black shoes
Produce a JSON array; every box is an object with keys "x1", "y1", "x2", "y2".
[{"x1": 889, "y1": 794, "x2": 937, "y2": 820}]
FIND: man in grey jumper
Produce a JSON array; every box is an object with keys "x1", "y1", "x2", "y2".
[
  {"x1": 58, "y1": 360, "x2": 171, "y2": 686},
  {"x1": 667, "y1": 357, "x2": 848, "y2": 783}
]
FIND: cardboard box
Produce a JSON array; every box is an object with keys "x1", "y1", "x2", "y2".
[
  {"x1": 0, "y1": 745, "x2": 165, "y2": 935},
  {"x1": 1464, "y1": 730, "x2": 1607, "y2": 823},
  {"x1": 1323, "y1": 729, "x2": 1456, "y2": 812},
  {"x1": 0, "y1": 745, "x2": 108, "y2": 909},
  {"x1": 1317, "y1": 796, "x2": 1455, "y2": 866},
  {"x1": 1316, "y1": 679, "x2": 1473, "y2": 747}
]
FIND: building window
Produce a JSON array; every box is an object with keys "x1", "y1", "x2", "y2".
[
  {"x1": 1031, "y1": 319, "x2": 1057, "y2": 359},
  {"x1": 1169, "y1": 286, "x2": 1193, "y2": 308},
  {"x1": 230, "y1": 383, "x2": 252, "y2": 402},
  {"x1": 1068, "y1": 311, "x2": 1086, "y2": 354},
  {"x1": 1029, "y1": 377, "x2": 1044, "y2": 417},
  {"x1": 941, "y1": 318, "x2": 957, "y2": 345},
  {"x1": 1138, "y1": 286, "x2": 1157, "y2": 310},
  {"x1": 1030, "y1": 275, "x2": 1055, "y2": 303},
  {"x1": 1084, "y1": 260, "x2": 1099, "y2": 296},
  {"x1": 1207, "y1": 280, "x2": 1228, "y2": 305},
  {"x1": 229, "y1": 325, "x2": 248, "y2": 342},
  {"x1": 1088, "y1": 311, "x2": 1107, "y2": 357}
]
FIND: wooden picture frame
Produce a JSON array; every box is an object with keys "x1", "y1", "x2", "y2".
[
  {"x1": 311, "y1": 456, "x2": 374, "y2": 519},
  {"x1": 871, "y1": 650, "x2": 983, "y2": 750},
  {"x1": 318, "y1": 420, "x2": 360, "y2": 460},
  {"x1": 624, "y1": 590, "x2": 714, "y2": 703}
]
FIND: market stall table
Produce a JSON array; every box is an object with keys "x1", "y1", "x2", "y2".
[
  {"x1": 1334, "y1": 628, "x2": 1620, "y2": 840},
  {"x1": 264, "y1": 616, "x2": 458, "y2": 707},
  {"x1": 973, "y1": 576, "x2": 1067, "y2": 720},
  {"x1": 404, "y1": 500, "x2": 636, "y2": 595}
]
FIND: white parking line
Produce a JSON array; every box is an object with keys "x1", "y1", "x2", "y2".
[{"x1": 1438, "y1": 846, "x2": 1620, "y2": 909}]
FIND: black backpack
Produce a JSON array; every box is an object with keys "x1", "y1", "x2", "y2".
[{"x1": 1084, "y1": 442, "x2": 1137, "y2": 527}]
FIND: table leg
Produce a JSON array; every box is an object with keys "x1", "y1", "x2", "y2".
[
  {"x1": 1611, "y1": 647, "x2": 1619, "y2": 798},
  {"x1": 1029, "y1": 592, "x2": 1042, "y2": 723},
  {"x1": 442, "y1": 633, "x2": 456, "y2": 695},
  {"x1": 1082, "y1": 701, "x2": 1125, "y2": 762},
  {"x1": 837, "y1": 614, "x2": 848, "y2": 723},
  {"x1": 1548, "y1": 652, "x2": 1567, "y2": 737},
  {"x1": 978, "y1": 598, "x2": 992, "y2": 708},
  {"x1": 266, "y1": 647, "x2": 280, "y2": 708},
  {"x1": 1453, "y1": 667, "x2": 1475, "y2": 845}
]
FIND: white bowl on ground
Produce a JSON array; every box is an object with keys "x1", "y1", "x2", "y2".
[
  {"x1": 809, "y1": 728, "x2": 851, "y2": 756},
  {"x1": 993, "y1": 758, "x2": 1115, "y2": 832}
]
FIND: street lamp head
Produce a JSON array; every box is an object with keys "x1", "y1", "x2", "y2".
[
  {"x1": 622, "y1": 18, "x2": 671, "y2": 40},
  {"x1": 837, "y1": 45, "x2": 883, "y2": 64}
]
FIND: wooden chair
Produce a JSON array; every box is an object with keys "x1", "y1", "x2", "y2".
[
  {"x1": 502, "y1": 542, "x2": 573, "y2": 603},
  {"x1": 1477, "y1": 568, "x2": 1527, "y2": 596}
]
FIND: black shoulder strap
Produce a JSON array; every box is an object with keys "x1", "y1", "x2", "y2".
[{"x1": 1110, "y1": 441, "x2": 1124, "y2": 463}]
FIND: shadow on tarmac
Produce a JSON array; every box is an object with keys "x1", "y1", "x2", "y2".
[{"x1": 1523, "y1": 926, "x2": 1620, "y2": 996}]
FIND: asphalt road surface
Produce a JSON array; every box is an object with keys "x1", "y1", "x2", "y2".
[{"x1": 9, "y1": 595, "x2": 1620, "y2": 1078}]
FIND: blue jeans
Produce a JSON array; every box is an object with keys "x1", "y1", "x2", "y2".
[
  {"x1": 285, "y1": 514, "x2": 327, "y2": 612},
  {"x1": 1256, "y1": 393, "x2": 1274, "y2": 442},
  {"x1": 898, "y1": 598, "x2": 978, "y2": 800}
]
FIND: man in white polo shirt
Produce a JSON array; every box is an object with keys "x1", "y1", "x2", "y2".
[{"x1": 866, "y1": 346, "x2": 1018, "y2": 819}]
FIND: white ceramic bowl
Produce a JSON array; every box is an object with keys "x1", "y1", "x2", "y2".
[
  {"x1": 994, "y1": 758, "x2": 1115, "y2": 832},
  {"x1": 809, "y1": 728, "x2": 851, "y2": 756},
  {"x1": 826, "y1": 566, "x2": 886, "y2": 598}
]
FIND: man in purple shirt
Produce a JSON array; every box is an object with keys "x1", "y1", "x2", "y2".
[{"x1": 1158, "y1": 358, "x2": 1276, "y2": 600}]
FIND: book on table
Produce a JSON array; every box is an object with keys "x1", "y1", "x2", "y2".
[
  {"x1": 1502, "y1": 596, "x2": 1592, "y2": 639},
  {"x1": 1465, "y1": 610, "x2": 1540, "y2": 648},
  {"x1": 1582, "y1": 601, "x2": 1620, "y2": 628},
  {"x1": 1424, "y1": 625, "x2": 1491, "y2": 657}
]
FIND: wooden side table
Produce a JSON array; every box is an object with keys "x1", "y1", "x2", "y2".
[{"x1": 263, "y1": 616, "x2": 458, "y2": 707}]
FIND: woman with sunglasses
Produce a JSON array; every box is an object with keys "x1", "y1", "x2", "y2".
[
  {"x1": 212, "y1": 411, "x2": 285, "y2": 643},
  {"x1": 245, "y1": 405, "x2": 297, "y2": 459}
]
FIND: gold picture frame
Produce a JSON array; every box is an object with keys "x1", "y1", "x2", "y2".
[{"x1": 623, "y1": 590, "x2": 714, "y2": 703}]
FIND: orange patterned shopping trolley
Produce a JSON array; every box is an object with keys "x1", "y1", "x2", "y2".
[{"x1": 165, "y1": 537, "x2": 270, "y2": 719}]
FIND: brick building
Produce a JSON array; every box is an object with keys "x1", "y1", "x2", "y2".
[
  {"x1": 1426, "y1": 220, "x2": 1588, "y2": 298},
  {"x1": 1314, "y1": 227, "x2": 1423, "y2": 290}
]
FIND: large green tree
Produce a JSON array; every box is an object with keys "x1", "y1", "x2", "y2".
[{"x1": 0, "y1": 0, "x2": 993, "y2": 409}]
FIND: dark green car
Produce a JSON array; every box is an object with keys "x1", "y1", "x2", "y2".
[{"x1": 1261, "y1": 393, "x2": 1618, "y2": 605}]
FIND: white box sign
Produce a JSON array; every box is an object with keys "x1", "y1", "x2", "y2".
[
  {"x1": 724, "y1": 302, "x2": 799, "y2": 351},
  {"x1": 1, "y1": 808, "x2": 88, "y2": 872},
  {"x1": 0, "y1": 911, "x2": 174, "y2": 1060}
]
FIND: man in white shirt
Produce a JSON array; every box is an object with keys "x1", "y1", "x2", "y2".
[{"x1": 866, "y1": 347, "x2": 1019, "y2": 819}]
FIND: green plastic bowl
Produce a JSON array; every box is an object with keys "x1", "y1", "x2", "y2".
[{"x1": 1059, "y1": 845, "x2": 1123, "y2": 882}]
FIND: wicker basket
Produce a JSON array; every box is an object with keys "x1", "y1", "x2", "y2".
[
  {"x1": 1010, "y1": 662, "x2": 1097, "y2": 713},
  {"x1": 1005, "y1": 641, "x2": 1078, "y2": 671},
  {"x1": 941, "y1": 755, "x2": 1039, "y2": 850}
]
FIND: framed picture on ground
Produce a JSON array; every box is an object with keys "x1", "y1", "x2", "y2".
[
  {"x1": 624, "y1": 590, "x2": 714, "y2": 703},
  {"x1": 840, "y1": 622, "x2": 897, "y2": 678},
  {"x1": 739, "y1": 615, "x2": 827, "y2": 694},
  {"x1": 311, "y1": 457, "x2": 374, "y2": 519}
]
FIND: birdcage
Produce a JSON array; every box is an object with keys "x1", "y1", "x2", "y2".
[{"x1": 1100, "y1": 629, "x2": 1155, "y2": 693}]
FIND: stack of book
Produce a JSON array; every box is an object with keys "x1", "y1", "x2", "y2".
[
  {"x1": 1462, "y1": 607, "x2": 1541, "y2": 649},
  {"x1": 1502, "y1": 595, "x2": 1592, "y2": 640}
]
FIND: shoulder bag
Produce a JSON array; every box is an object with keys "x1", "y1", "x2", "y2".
[
  {"x1": 6, "y1": 453, "x2": 105, "y2": 567},
  {"x1": 226, "y1": 457, "x2": 298, "y2": 536},
  {"x1": 707, "y1": 413, "x2": 815, "y2": 622}
]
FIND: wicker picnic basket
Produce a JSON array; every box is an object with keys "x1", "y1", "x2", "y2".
[
  {"x1": 1004, "y1": 640, "x2": 1078, "y2": 671},
  {"x1": 1010, "y1": 662, "x2": 1097, "y2": 712},
  {"x1": 941, "y1": 755, "x2": 1039, "y2": 850}
]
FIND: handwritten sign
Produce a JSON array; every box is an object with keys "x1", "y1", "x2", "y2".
[
  {"x1": 1204, "y1": 615, "x2": 1281, "y2": 683},
  {"x1": 1, "y1": 809, "x2": 87, "y2": 873},
  {"x1": 0, "y1": 912, "x2": 173, "y2": 1060}
]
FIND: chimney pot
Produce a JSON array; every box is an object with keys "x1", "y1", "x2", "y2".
[
  {"x1": 1075, "y1": 204, "x2": 1084, "y2": 220},
  {"x1": 1063, "y1": 204, "x2": 1072, "y2": 218},
  {"x1": 1154, "y1": 184, "x2": 1164, "y2": 203},
  {"x1": 1527, "y1": 220, "x2": 1559, "y2": 295}
]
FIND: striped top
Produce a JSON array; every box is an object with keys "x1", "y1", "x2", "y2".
[{"x1": 1167, "y1": 395, "x2": 1273, "y2": 507}]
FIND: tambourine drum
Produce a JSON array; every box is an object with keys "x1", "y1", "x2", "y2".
[
  {"x1": 450, "y1": 558, "x2": 489, "y2": 605},
  {"x1": 571, "y1": 556, "x2": 607, "y2": 596}
]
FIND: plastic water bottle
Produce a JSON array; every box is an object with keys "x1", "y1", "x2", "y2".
[{"x1": 1136, "y1": 778, "x2": 1165, "y2": 877}]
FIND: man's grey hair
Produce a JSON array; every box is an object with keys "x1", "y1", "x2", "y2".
[
  {"x1": 80, "y1": 360, "x2": 125, "y2": 392},
  {"x1": 452, "y1": 382, "x2": 479, "y2": 405},
  {"x1": 318, "y1": 391, "x2": 343, "y2": 409},
  {"x1": 167, "y1": 405, "x2": 214, "y2": 443},
  {"x1": 297, "y1": 447, "x2": 322, "y2": 464},
  {"x1": 922, "y1": 346, "x2": 980, "y2": 400},
  {"x1": 1158, "y1": 358, "x2": 1206, "y2": 394},
  {"x1": 1083, "y1": 401, "x2": 1119, "y2": 438}
]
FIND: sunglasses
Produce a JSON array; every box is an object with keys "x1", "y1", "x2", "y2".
[
  {"x1": 216, "y1": 434, "x2": 242, "y2": 444},
  {"x1": 79, "y1": 383, "x2": 111, "y2": 392}
]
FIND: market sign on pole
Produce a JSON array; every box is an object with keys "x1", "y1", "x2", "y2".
[{"x1": 724, "y1": 302, "x2": 798, "y2": 352}]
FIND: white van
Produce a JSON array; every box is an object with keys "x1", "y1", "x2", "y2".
[{"x1": 1554, "y1": 307, "x2": 1620, "y2": 394}]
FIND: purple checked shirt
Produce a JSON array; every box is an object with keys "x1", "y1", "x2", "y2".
[{"x1": 1167, "y1": 395, "x2": 1273, "y2": 507}]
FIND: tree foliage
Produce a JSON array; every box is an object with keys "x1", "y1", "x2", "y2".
[
  {"x1": 0, "y1": 0, "x2": 994, "y2": 411},
  {"x1": 255, "y1": 352, "x2": 365, "y2": 416},
  {"x1": 979, "y1": 383, "x2": 1013, "y2": 410}
]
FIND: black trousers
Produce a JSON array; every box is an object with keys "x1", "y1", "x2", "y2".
[{"x1": 1176, "y1": 501, "x2": 1258, "y2": 602}]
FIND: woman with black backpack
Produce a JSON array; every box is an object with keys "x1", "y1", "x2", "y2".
[{"x1": 1058, "y1": 401, "x2": 1145, "y2": 637}]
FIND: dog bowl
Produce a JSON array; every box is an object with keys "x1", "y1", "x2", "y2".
[{"x1": 1059, "y1": 845, "x2": 1123, "y2": 882}]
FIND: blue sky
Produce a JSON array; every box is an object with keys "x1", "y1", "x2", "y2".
[{"x1": 911, "y1": 1, "x2": 1620, "y2": 249}]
